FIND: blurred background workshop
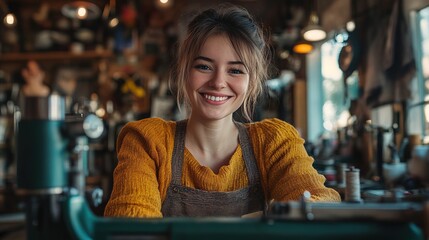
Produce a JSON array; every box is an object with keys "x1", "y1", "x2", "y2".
[{"x1": 1, "y1": 0, "x2": 429, "y2": 239}]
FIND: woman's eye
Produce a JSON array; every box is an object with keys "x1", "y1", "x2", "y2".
[
  {"x1": 194, "y1": 64, "x2": 211, "y2": 71},
  {"x1": 230, "y1": 68, "x2": 244, "y2": 74}
]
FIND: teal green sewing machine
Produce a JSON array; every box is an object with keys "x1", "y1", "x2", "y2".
[{"x1": 16, "y1": 96, "x2": 427, "y2": 240}]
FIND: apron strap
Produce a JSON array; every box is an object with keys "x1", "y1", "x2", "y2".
[
  {"x1": 235, "y1": 122, "x2": 260, "y2": 185},
  {"x1": 171, "y1": 120, "x2": 187, "y2": 185}
]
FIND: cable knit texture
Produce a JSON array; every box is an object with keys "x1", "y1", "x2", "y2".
[{"x1": 104, "y1": 118, "x2": 340, "y2": 218}]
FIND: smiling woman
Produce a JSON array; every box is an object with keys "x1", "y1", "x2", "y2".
[{"x1": 104, "y1": 3, "x2": 340, "y2": 218}]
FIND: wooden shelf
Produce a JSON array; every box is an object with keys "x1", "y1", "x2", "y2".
[{"x1": 0, "y1": 50, "x2": 113, "y2": 62}]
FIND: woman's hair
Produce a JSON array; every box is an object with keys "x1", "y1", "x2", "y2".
[{"x1": 169, "y1": 4, "x2": 271, "y2": 122}]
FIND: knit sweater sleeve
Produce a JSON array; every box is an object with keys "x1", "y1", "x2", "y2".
[
  {"x1": 104, "y1": 118, "x2": 173, "y2": 218},
  {"x1": 249, "y1": 118, "x2": 340, "y2": 202}
]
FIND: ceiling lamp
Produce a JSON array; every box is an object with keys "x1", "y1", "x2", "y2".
[
  {"x1": 62, "y1": 1, "x2": 101, "y2": 20},
  {"x1": 3, "y1": 12, "x2": 17, "y2": 26},
  {"x1": 293, "y1": 41, "x2": 313, "y2": 54},
  {"x1": 1, "y1": 1, "x2": 17, "y2": 27},
  {"x1": 102, "y1": 0, "x2": 119, "y2": 28},
  {"x1": 302, "y1": 11, "x2": 326, "y2": 42},
  {"x1": 156, "y1": 0, "x2": 173, "y2": 8}
]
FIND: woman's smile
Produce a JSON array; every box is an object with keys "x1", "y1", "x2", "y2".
[{"x1": 202, "y1": 93, "x2": 230, "y2": 103}]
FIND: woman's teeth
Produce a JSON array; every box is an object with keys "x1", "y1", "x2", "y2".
[{"x1": 204, "y1": 94, "x2": 228, "y2": 102}]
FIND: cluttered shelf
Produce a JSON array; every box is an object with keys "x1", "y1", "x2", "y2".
[{"x1": 0, "y1": 50, "x2": 113, "y2": 62}]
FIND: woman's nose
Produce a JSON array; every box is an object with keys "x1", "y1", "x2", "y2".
[{"x1": 209, "y1": 70, "x2": 227, "y2": 89}]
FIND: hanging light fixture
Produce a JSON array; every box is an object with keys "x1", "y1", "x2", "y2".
[
  {"x1": 293, "y1": 40, "x2": 314, "y2": 54},
  {"x1": 156, "y1": 0, "x2": 173, "y2": 8},
  {"x1": 3, "y1": 12, "x2": 16, "y2": 26},
  {"x1": 61, "y1": 1, "x2": 101, "y2": 20},
  {"x1": 102, "y1": 0, "x2": 119, "y2": 28},
  {"x1": 302, "y1": 1, "x2": 326, "y2": 42},
  {"x1": 108, "y1": 16, "x2": 119, "y2": 28},
  {"x1": 1, "y1": 0, "x2": 17, "y2": 27}
]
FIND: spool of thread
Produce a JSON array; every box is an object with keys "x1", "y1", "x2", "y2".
[{"x1": 345, "y1": 166, "x2": 362, "y2": 203}]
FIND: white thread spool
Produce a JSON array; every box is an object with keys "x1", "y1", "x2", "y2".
[{"x1": 345, "y1": 166, "x2": 362, "y2": 203}]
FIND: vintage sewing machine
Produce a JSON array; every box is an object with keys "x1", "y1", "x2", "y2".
[{"x1": 15, "y1": 96, "x2": 428, "y2": 240}]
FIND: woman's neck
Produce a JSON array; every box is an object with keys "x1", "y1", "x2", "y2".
[{"x1": 185, "y1": 116, "x2": 239, "y2": 172}]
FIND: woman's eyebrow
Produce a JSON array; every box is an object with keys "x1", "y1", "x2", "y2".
[
  {"x1": 228, "y1": 61, "x2": 245, "y2": 66},
  {"x1": 194, "y1": 56, "x2": 213, "y2": 62},
  {"x1": 194, "y1": 56, "x2": 245, "y2": 66}
]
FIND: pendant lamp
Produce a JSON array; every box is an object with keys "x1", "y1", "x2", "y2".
[
  {"x1": 0, "y1": 1, "x2": 17, "y2": 27},
  {"x1": 302, "y1": 1, "x2": 326, "y2": 42},
  {"x1": 62, "y1": 1, "x2": 101, "y2": 20},
  {"x1": 102, "y1": 0, "x2": 119, "y2": 28},
  {"x1": 293, "y1": 41, "x2": 314, "y2": 54},
  {"x1": 3, "y1": 12, "x2": 16, "y2": 26}
]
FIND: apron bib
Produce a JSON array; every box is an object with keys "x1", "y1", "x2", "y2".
[{"x1": 161, "y1": 120, "x2": 264, "y2": 217}]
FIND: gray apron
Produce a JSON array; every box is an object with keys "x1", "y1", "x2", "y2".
[{"x1": 161, "y1": 120, "x2": 265, "y2": 217}]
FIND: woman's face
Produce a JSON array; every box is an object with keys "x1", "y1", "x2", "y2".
[{"x1": 186, "y1": 34, "x2": 249, "y2": 121}]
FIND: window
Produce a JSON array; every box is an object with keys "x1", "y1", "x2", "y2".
[
  {"x1": 320, "y1": 39, "x2": 359, "y2": 133},
  {"x1": 409, "y1": 7, "x2": 429, "y2": 142},
  {"x1": 418, "y1": 8, "x2": 429, "y2": 81}
]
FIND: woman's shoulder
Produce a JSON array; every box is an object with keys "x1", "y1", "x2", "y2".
[
  {"x1": 247, "y1": 118, "x2": 301, "y2": 137},
  {"x1": 126, "y1": 117, "x2": 174, "y2": 127},
  {"x1": 122, "y1": 117, "x2": 176, "y2": 136},
  {"x1": 246, "y1": 118, "x2": 304, "y2": 148}
]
